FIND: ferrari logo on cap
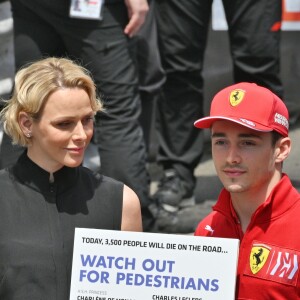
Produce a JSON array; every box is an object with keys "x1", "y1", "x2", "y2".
[
  {"x1": 250, "y1": 245, "x2": 271, "y2": 274},
  {"x1": 229, "y1": 89, "x2": 245, "y2": 106}
]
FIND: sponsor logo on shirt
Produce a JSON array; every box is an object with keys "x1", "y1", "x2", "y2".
[
  {"x1": 245, "y1": 242, "x2": 299, "y2": 286},
  {"x1": 250, "y1": 244, "x2": 271, "y2": 274},
  {"x1": 204, "y1": 225, "x2": 214, "y2": 235}
]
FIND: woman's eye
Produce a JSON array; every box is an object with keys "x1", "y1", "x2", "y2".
[
  {"x1": 83, "y1": 117, "x2": 94, "y2": 125},
  {"x1": 57, "y1": 121, "x2": 72, "y2": 128}
]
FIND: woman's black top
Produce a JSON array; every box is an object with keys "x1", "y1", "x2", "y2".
[{"x1": 0, "y1": 151, "x2": 123, "y2": 299}]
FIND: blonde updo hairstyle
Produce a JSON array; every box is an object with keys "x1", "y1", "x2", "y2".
[{"x1": 0, "y1": 57, "x2": 102, "y2": 147}]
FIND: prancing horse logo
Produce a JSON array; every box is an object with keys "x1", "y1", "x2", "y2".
[
  {"x1": 229, "y1": 89, "x2": 245, "y2": 106},
  {"x1": 250, "y1": 245, "x2": 271, "y2": 274}
]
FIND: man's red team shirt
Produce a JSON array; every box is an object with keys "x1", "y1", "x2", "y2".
[{"x1": 195, "y1": 174, "x2": 300, "y2": 299}]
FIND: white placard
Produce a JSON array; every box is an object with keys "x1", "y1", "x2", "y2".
[{"x1": 70, "y1": 228, "x2": 239, "y2": 300}]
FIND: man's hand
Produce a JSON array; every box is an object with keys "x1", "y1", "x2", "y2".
[{"x1": 124, "y1": 0, "x2": 149, "y2": 37}]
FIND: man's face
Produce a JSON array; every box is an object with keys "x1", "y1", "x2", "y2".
[{"x1": 211, "y1": 120, "x2": 279, "y2": 196}]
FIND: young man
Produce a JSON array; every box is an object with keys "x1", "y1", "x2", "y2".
[{"x1": 194, "y1": 82, "x2": 300, "y2": 298}]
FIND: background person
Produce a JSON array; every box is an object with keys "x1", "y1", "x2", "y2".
[
  {"x1": 194, "y1": 82, "x2": 300, "y2": 298},
  {"x1": 154, "y1": 0, "x2": 283, "y2": 231},
  {"x1": 0, "y1": 57, "x2": 142, "y2": 299}
]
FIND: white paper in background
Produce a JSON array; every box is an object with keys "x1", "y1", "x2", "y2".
[
  {"x1": 69, "y1": 228, "x2": 240, "y2": 300},
  {"x1": 285, "y1": 0, "x2": 300, "y2": 12},
  {"x1": 212, "y1": 0, "x2": 228, "y2": 31},
  {"x1": 212, "y1": 0, "x2": 300, "y2": 31}
]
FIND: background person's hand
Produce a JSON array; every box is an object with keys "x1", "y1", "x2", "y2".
[{"x1": 124, "y1": 0, "x2": 149, "y2": 37}]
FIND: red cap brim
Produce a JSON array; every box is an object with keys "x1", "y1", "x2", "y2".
[{"x1": 194, "y1": 116, "x2": 273, "y2": 132}]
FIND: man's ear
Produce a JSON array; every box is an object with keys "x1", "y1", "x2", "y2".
[
  {"x1": 275, "y1": 137, "x2": 291, "y2": 163},
  {"x1": 18, "y1": 111, "x2": 33, "y2": 136}
]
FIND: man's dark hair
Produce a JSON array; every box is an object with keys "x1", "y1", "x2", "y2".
[{"x1": 272, "y1": 131, "x2": 284, "y2": 147}]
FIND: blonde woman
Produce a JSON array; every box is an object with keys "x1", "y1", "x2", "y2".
[{"x1": 0, "y1": 57, "x2": 142, "y2": 299}]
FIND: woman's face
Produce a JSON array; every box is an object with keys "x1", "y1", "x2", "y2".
[{"x1": 27, "y1": 88, "x2": 95, "y2": 172}]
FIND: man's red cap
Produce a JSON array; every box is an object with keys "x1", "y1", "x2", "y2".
[{"x1": 194, "y1": 82, "x2": 289, "y2": 137}]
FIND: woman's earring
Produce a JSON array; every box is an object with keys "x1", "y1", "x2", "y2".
[{"x1": 26, "y1": 132, "x2": 32, "y2": 138}]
